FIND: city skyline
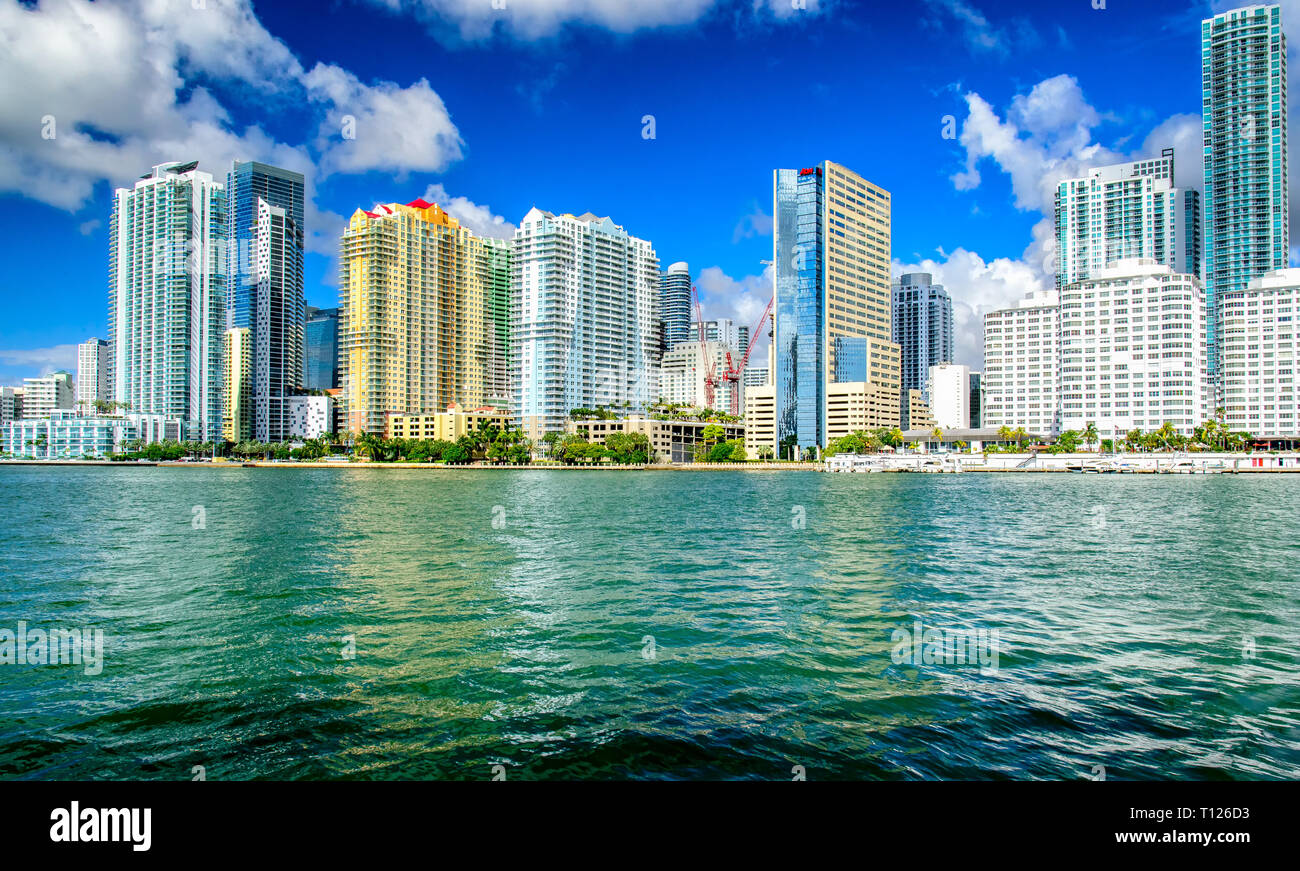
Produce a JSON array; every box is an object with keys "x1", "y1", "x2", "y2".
[{"x1": 2, "y1": 0, "x2": 1290, "y2": 386}]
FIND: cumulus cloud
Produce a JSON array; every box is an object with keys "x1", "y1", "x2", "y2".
[
  {"x1": 893, "y1": 249, "x2": 1046, "y2": 371},
  {"x1": 0, "y1": 344, "x2": 79, "y2": 377},
  {"x1": 695, "y1": 263, "x2": 773, "y2": 367},
  {"x1": 0, "y1": 0, "x2": 464, "y2": 254},
  {"x1": 420, "y1": 183, "x2": 517, "y2": 239},
  {"x1": 366, "y1": 0, "x2": 823, "y2": 41}
]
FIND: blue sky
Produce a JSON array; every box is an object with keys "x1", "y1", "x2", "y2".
[{"x1": 0, "y1": 0, "x2": 1286, "y2": 382}]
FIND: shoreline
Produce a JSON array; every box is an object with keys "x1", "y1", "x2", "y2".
[{"x1": 3, "y1": 457, "x2": 1300, "y2": 473}]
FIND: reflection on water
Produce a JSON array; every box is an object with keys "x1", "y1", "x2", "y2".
[{"x1": 1, "y1": 467, "x2": 1297, "y2": 780}]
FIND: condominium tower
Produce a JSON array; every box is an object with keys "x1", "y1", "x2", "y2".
[
  {"x1": 339, "y1": 199, "x2": 511, "y2": 435},
  {"x1": 1202, "y1": 4, "x2": 1289, "y2": 379},
  {"x1": 773, "y1": 161, "x2": 898, "y2": 451},
  {"x1": 982, "y1": 289, "x2": 1060, "y2": 436},
  {"x1": 1219, "y1": 268, "x2": 1299, "y2": 438},
  {"x1": 659, "y1": 262, "x2": 693, "y2": 349},
  {"x1": 76, "y1": 338, "x2": 110, "y2": 413},
  {"x1": 512, "y1": 208, "x2": 660, "y2": 440},
  {"x1": 109, "y1": 161, "x2": 226, "y2": 440},
  {"x1": 892, "y1": 272, "x2": 954, "y2": 400},
  {"x1": 1054, "y1": 150, "x2": 1201, "y2": 288},
  {"x1": 225, "y1": 160, "x2": 306, "y2": 442},
  {"x1": 1058, "y1": 260, "x2": 1206, "y2": 438}
]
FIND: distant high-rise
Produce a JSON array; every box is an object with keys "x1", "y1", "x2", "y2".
[
  {"x1": 693, "y1": 318, "x2": 749, "y2": 356},
  {"x1": 660, "y1": 262, "x2": 693, "y2": 349},
  {"x1": 109, "y1": 161, "x2": 226, "y2": 441},
  {"x1": 773, "y1": 161, "x2": 898, "y2": 451},
  {"x1": 305, "y1": 306, "x2": 340, "y2": 390},
  {"x1": 891, "y1": 273, "x2": 953, "y2": 401},
  {"x1": 1203, "y1": 4, "x2": 1288, "y2": 380},
  {"x1": 21, "y1": 371, "x2": 74, "y2": 419},
  {"x1": 226, "y1": 161, "x2": 306, "y2": 442},
  {"x1": 339, "y1": 199, "x2": 512, "y2": 435},
  {"x1": 512, "y1": 208, "x2": 659, "y2": 440},
  {"x1": 927, "y1": 363, "x2": 972, "y2": 431},
  {"x1": 76, "y1": 338, "x2": 110, "y2": 414},
  {"x1": 1055, "y1": 150, "x2": 1201, "y2": 288}
]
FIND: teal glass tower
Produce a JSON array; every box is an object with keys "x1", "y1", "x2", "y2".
[{"x1": 1202, "y1": 4, "x2": 1289, "y2": 384}]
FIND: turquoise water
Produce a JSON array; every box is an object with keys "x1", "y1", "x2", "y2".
[{"x1": 1, "y1": 466, "x2": 1297, "y2": 780}]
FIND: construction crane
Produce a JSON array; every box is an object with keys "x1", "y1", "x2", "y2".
[
  {"x1": 712, "y1": 297, "x2": 773, "y2": 414},
  {"x1": 692, "y1": 285, "x2": 720, "y2": 409}
]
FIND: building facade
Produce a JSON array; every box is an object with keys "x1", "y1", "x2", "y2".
[
  {"x1": 21, "y1": 371, "x2": 74, "y2": 419},
  {"x1": 773, "y1": 161, "x2": 897, "y2": 452},
  {"x1": 286, "y1": 395, "x2": 336, "y2": 440},
  {"x1": 1219, "y1": 268, "x2": 1299, "y2": 438},
  {"x1": 566, "y1": 416, "x2": 744, "y2": 464},
  {"x1": 659, "y1": 262, "x2": 693, "y2": 349},
  {"x1": 339, "y1": 199, "x2": 512, "y2": 434},
  {"x1": 305, "y1": 306, "x2": 340, "y2": 390},
  {"x1": 109, "y1": 161, "x2": 226, "y2": 441},
  {"x1": 927, "y1": 363, "x2": 973, "y2": 431},
  {"x1": 386, "y1": 403, "x2": 512, "y2": 442},
  {"x1": 892, "y1": 272, "x2": 953, "y2": 401},
  {"x1": 226, "y1": 161, "x2": 306, "y2": 442},
  {"x1": 983, "y1": 289, "x2": 1060, "y2": 435},
  {"x1": 658, "y1": 340, "x2": 737, "y2": 414},
  {"x1": 0, "y1": 387, "x2": 22, "y2": 426},
  {"x1": 222, "y1": 327, "x2": 253, "y2": 443},
  {"x1": 1203, "y1": 4, "x2": 1289, "y2": 381},
  {"x1": 76, "y1": 339, "x2": 110, "y2": 414},
  {"x1": 1054, "y1": 150, "x2": 1201, "y2": 289},
  {"x1": 512, "y1": 208, "x2": 660, "y2": 440}
]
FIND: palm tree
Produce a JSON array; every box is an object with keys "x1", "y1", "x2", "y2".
[
  {"x1": 997, "y1": 425, "x2": 1013, "y2": 449},
  {"x1": 1011, "y1": 427, "x2": 1029, "y2": 451},
  {"x1": 1082, "y1": 422, "x2": 1099, "y2": 452}
]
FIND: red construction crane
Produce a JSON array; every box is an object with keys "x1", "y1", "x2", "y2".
[
  {"x1": 714, "y1": 297, "x2": 773, "y2": 414},
  {"x1": 692, "y1": 285, "x2": 720, "y2": 409}
]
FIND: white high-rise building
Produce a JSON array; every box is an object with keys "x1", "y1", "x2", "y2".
[
  {"x1": 1059, "y1": 260, "x2": 1207, "y2": 438},
  {"x1": 109, "y1": 161, "x2": 226, "y2": 441},
  {"x1": 1055, "y1": 150, "x2": 1201, "y2": 289},
  {"x1": 926, "y1": 363, "x2": 972, "y2": 430},
  {"x1": 659, "y1": 340, "x2": 736, "y2": 414},
  {"x1": 512, "y1": 208, "x2": 660, "y2": 439},
  {"x1": 983, "y1": 289, "x2": 1060, "y2": 436},
  {"x1": 1219, "y1": 268, "x2": 1299, "y2": 439},
  {"x1": 286, "y1": 395, "x2": 335, "y2": 440},
  {"x1": 77, "y1": 338, "x2": 110, "y2": 414},
  {"x1": 21, "y1": 371, "x2": 75, "y2": 419}
]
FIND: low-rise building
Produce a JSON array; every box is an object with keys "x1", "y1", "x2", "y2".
[
  {"x1": 287, "y1": 395, "x2": 336, "y2": 440},
  {"x1": 566, "y1": 416, "x2": 744, "y2": 463},
  {"x1": 903, "y1": 389, "x2": 935, "y2": 430},
  {"x1": 826, "y1": 381, "x2": 901, "y2": 443},
  {"x1": 743, "y1": 384, "x2": 777, "y2": 458},
  {"x1": 3, "y1": 411, "x2": 137, "y2": 458},
  {"x1": 387, "y1": 403, "x2": 512, "y2": 442}
]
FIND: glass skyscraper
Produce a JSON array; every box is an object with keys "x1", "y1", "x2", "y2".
[
  {"x1": 226, "y1": 160, "x2": 306, "y2": 441},
  {"x1": 659, "y1": 262, "x2": 693, "y2": 349},
  {"x1": 305, "y1": 306, "x2": 339, "y2": 390},
  {"x1": 773, "y1": 161, "x2": 896, "y2": 453},
  {"x1": 1202, "y1": 4, "x2": 1288, "y2": 382}
]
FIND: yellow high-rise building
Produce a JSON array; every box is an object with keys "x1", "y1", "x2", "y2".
[
  {"x1": 338, "y1": 198, "x2": 512, "y2": 435},
  {"x1": 222, "y1": 327, "x2": 253, "y2": 443}
]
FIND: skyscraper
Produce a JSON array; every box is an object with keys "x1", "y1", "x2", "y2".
[
  {"x1": 76, "y1": 338, "x2": 110, "y2": 414},
  {"x1": 339, "y1": 199, "x2": 512, "y2": 435},
  {"x1": 1055, "y1": 149, "x2": 1201, "y2": 288},
  {"x1": 891, "y1": 272, "x2": 953, "y2": 400},
  {"x1": 1203, "y1": 4, "x2": 1288, "y2": 381},
  {"x1": 226, "y1": 161, "x2": 306, "y2": 442},
  {"x1": 513, "y1": 209, "x2": 660, "y2": 440},
  {"x1": 305, "y1": 306, "x2": 340, "y2": 390},
  {"x1": 109, "y1": 161, "x2": 226, "y2": 440},
  {"x1": 659, "y1": 262, "x2": 693, "y2": 349},
  {"x1": 773, "y1": 161, "x2": 897, "y2": 451}
]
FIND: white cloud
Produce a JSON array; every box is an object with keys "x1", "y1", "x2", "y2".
[
  {"x1": 696, "y1": 263, "x2": 773, "y2": 367},
  {"x1": 732, "y1": 202, "x2": 772, "y2": 243},
  {"x1": 0, "y1": 0, "x2": 465, "y2": 253},
  {"x1": 305, "y1": 63, "x2": 464, "y2": 177},
  {"x1": 78, "y1": 219, "x2": 101, "y2": 236},
  {"x1": 920, "y1": 0, "x2": 1036, "y2": 57},
  {"x1": 420, "y1": 183, "x2": 517, "y2": 239},
  {"x1": 892, "y1": 249, "x2": 1045, "y2": 371},
  {"x1": 0, "y1": 344, "x2": 79, "y2": 377},
  {"x1": 366, "y1": 0, "x2": 824, "y2": 41}
]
